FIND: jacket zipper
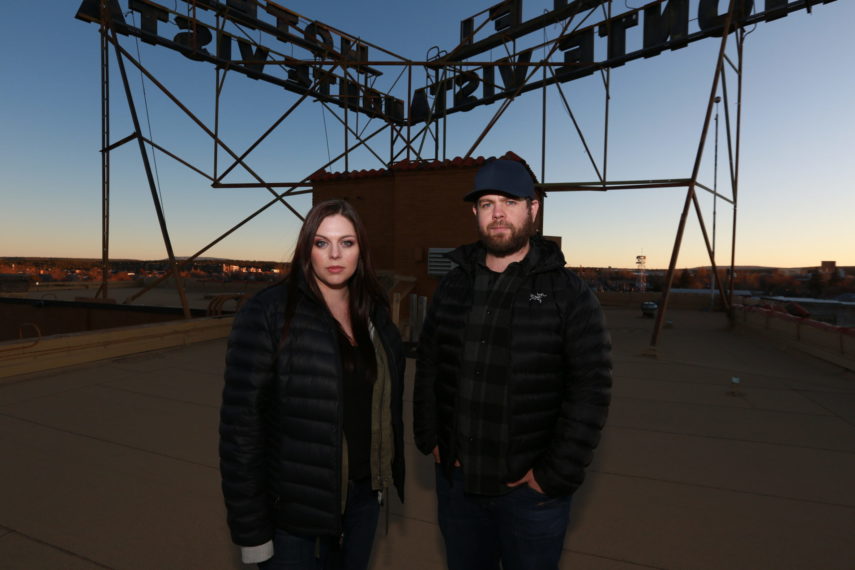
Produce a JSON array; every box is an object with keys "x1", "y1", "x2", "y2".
[
  {"x1": 374, "y1": 321, "x2": 387, "y2": 504},
  {"x1": 333, "y1": 315, "x2": 344, "y2": 545},
  {"x1": 374, "y1": 321, "x2": 393, "y2": 537}
]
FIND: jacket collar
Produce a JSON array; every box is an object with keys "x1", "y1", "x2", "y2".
[
  {"x1": 446, "y1": 236, "x2": 566, "y2": 276},
  {"x1": 289, "y1": 271, "x2": 388, "y2": 325}
]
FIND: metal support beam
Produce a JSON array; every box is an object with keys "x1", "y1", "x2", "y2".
[
  {"x1": 729, "y1": 30, "x2": 746, "y2": 316},
  {"x1": 123, "y1": 121, "x2": 393, "y2": 306},
  {"x1": 110, "y1": 28, "x2": 192, "y2": 318},
  {"x1": 97, "y1": 14, "x2": 110, "y2": 300},
  {"x1": 464, "y1": 8, "x2": 579, "y2": 158},
  {"x1": 650, "y1": 0, "x2": 743, "y2": 350},
  {"x1": 112, "y1": 42, "x2": 305, "y2": 221}
]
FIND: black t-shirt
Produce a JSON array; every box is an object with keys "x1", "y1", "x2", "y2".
[{"x1": 338, "y1": 330, "x2": 372, "y2": 481}]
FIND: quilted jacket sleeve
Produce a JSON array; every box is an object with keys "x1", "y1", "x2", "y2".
[
  {"x1": 219, "y1": 293, "x2": 278, "y2": 547},
  {"x1": 534, "y1": 277, "x2": 612, "y2": 497}
]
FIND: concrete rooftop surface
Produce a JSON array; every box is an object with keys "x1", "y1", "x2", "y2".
[{"x1": 1, "y1": 308, "x2": 853, "y2": 570}]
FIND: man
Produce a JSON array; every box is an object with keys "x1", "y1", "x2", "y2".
[{"x1": 413, "y1": 158, "x2": 612, "y2": 570}]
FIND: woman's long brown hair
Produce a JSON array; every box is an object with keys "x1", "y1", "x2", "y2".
[{"x1": 282, "y1": 199, "x2": 388, "y2": 382}]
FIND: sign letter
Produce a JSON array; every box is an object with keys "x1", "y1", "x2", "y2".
[
  {"x1": 698, "y1": 0, "x2": 754, "y2": 34},
  {"x1": 497, "y1": 48, "x2": 533, "y2": 92},
  {"x1": 643, "y1": 0, "x2": 689, "y2": 54},
  {"x1": 454, "y1": 71, "x2": 480, "y2": 110},
  {"x1": 489, "y1": 0, "x2": 522, "y2": 32},
  {"x1": 128, "y1": 0, "x2": 168, "y2": 42},
  {"x1": 236, "y1": 39, "x2": 270, "y2": 77},
  {"x1": 599, "y1": 13, "x2": 639, "y2": 62},
  {"x1": 557, "y1": 29, "x2": 595, "y2": 81},
  {"x1": 304, "y1": 22, "x2": 335, "y2": 57},
  {"x1": 410, "y1": 88, "x2": 431, "y2": 124},
  {"x1": 174, "y1": 16, "x2": 213, "y2": 60}
]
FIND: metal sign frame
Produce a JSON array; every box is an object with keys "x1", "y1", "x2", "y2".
[{"x1": 76, "y1": 0, "x2": 837, "y2": 349}]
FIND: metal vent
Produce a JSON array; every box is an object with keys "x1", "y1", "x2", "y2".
[{"x1": 427, "y1": 248, "x2": 456, "y2": 277}]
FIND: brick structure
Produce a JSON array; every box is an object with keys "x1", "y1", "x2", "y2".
[{"x1": 310, "y1": 153, "x2": 544, "y2": 298}]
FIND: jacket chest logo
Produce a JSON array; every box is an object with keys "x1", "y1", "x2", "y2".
[{"x1": 529, "y1": 292, "x2": 547, "y2": 304}]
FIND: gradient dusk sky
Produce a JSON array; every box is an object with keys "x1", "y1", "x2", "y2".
[{"x1": 1, "y1": 0, "x2": 852, "y2": 269}]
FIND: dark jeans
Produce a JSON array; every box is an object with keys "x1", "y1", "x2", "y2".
[
  {"x1": 259, "y1": 478, "x2": 380, "y2": 570},
  {"x1": 436, "y1": 465, "x2": 572, "y2": 570}
]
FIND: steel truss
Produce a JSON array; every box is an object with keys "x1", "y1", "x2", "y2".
[{"x1": 87, "y1": 0, "x2": 776, "y2": 350}]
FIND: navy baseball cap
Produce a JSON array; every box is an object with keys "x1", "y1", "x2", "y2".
[{"x1": 464, "y1": 159, "x2": 537, "y2": 202}]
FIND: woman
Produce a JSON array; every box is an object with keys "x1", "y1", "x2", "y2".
[{"x1": 219, "y1": 199, "x2": 406, "y2": 569}]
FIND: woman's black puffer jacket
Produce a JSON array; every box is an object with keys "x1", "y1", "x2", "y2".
[{"x1": 219, "y1": 280, "x2": 405, "y2": 548}]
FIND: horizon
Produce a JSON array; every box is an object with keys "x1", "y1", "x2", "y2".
[{"x1": 3, "y1": 255, "x2": 850, "y2": 273}]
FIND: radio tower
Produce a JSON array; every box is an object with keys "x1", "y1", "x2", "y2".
[{"x1": 636, "y1": 255, "x2": 647, "y2": 292}]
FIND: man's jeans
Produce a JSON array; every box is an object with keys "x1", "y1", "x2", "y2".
[
  {"x1": 258, "y1": 478, "x2": 380, "y2": 570},
  {"x1": 436, "y1": 465, "x2": 572, "y2": 570}
]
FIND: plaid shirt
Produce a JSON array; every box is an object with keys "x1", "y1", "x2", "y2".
[{"x1": 456, "y1": 249, "x2": 535, "y2": 495}]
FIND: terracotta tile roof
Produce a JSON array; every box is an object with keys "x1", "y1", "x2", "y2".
[
  {"x1": 309, "y1": 167, "x2": 391, "y2": 182},
  {"x1": 309, "y1": 152, "x2": 537, "y2": 182},
  {"x1": 390, "y1": 155, "x2": 488, "y2": 172}
]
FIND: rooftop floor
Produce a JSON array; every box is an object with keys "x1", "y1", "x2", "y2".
[{"x1": 1, "y1": 308, "x2": 853, "y2": 569}]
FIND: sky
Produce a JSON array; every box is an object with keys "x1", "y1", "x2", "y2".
[{"x1": 1, "y1": 0, "x2": 853, "y2": 270}]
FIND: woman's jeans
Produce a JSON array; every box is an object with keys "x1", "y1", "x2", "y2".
[
  {"x1": 436, "y1": 465, "x2": 572, "y2": 570},
  {"x1": 259, "y1": 478, "x2": 381, "y2": 570}
]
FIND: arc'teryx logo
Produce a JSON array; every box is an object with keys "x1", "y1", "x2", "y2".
[{"x1": 529, "y1": 292, "x2": 547, "y2": 303}]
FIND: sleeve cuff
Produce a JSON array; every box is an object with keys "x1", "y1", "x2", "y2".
[{"x1": 241, "y1": 540, "x2": 274, "y2": 564}]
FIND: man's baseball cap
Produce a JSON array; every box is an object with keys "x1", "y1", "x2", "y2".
[{"x1": 463, "y1": 159, "x2": 537, "y2": 202}]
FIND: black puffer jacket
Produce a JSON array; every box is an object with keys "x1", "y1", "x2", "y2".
[
  {"x1": 219, "y1": 280, "x2": 405, "y2": 547},
  {"x1": 413, "y1": 238, "x2": 611, "y2": 497}
]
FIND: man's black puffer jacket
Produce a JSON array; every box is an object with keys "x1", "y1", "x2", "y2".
[
  {"x1": 413, "y1": 237, "x2": 611, "y2": 497},
  {"x1": 219, "y1": 279, "x2": 405, "y2": 547}
]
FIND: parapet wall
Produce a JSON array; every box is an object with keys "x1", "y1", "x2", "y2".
[
  {"x1": 0, "y1": 297, "x2": 208, "y2": 343},
  {"x1": 597, "y1": 291, "x2": 722, "y2": 311},
  {"x1": 735, "y1": 304, "x2": 855, "y2": 372},
  {"x1": 0, "y1": 316, "x2": 233, "y2": 380}
]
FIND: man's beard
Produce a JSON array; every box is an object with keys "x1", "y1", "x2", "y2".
[{"x1": 479, "y1": 216, "x2": 534, "y2": 257}]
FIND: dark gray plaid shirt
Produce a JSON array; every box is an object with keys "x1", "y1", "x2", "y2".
[{"x1": 456, "y1": 249, "x2": 535, "y2": 495}]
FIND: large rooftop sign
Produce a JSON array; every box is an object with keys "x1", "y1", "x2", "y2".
[{"x1": 75, "y1": 0, "x2": 832, "y2": 125}]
